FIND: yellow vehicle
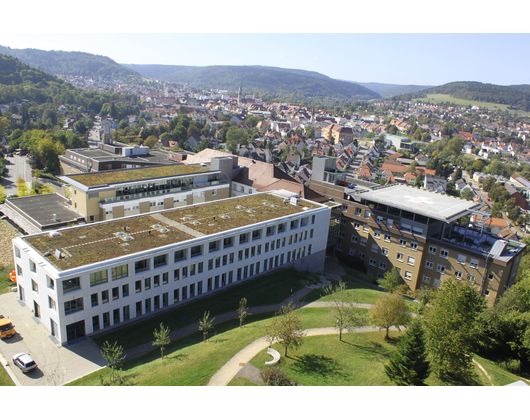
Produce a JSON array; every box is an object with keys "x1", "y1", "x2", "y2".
[{"x1": 0, "y1": 315, "x2": 16, "y2": 339}]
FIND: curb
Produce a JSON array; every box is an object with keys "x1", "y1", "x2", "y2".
[{"x1": 0, "y1": 352, "x2": 22, "y2": 386}]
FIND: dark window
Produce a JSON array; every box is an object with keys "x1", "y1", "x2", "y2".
[
  {"x1": 135, "y1": 259, "x2": 150, "y2": 274},
  {"x1": 123, "y1": 305, "x2": 130, "y2": 321},
  {"x1": 64, "y1": 298, "x2": 83, "y2": 315},
  {"x1": 191, "y1": 245, "x2": 203, "y2": 258},
  {"x1": 174, "y1": 249, "x2": 187, "y2": 262},
  {"x1": 62, "y1": 277, "x2": 81, "y2": 294},
  {"x1": 122, "y1": 284, "x2": 129, "y2": 297},
  {"x1": 154, "y1": 254, "x2": 168, "y2": 268},
  {"x1": 112, "y1": 287, "x2": 119, "y2": 300},
  {"x1": 111, "y1": 264, "x2": 128, "y2": 280},
  {"x1": 101, "y1": 290, "x2": 109, "y2": 303},
  {"x1": 91, "y1": 293, "x2": 98, "y2": 307}
]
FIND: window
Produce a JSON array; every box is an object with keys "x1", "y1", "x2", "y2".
[
  {"x1": 359, "y1": 252, "x2": 364, "y2": 260},
  {"x1": 409, "y1": 242, "x2": 418, "y2": 251},
  {"x1": 374, "y1": 230, "x2": 381, "y2": 239},
  {"x1": 338, "y1": 231, "x2": 345, "y2": 239},
  {"x1": 363, "y1": 225, "x2": 369, "y2": 233},
  {"x1": 15, "y1": 246, "x2": 20, "y2": 259},
  {"x1": 379, "y1": 261, "x2": 386, "y2": 270},
  {"x1": 90, "y1": 269, "x2": 108, "y2": 286},
  {"x1": 404, "y1": 271, "x2": 412, "y2": 280},
  {"x1": 440, "y1": 249, "x2": 449, "y2": 259},
  {"x1": 112, "y1": 287, "x2": 119, "y2": 300},
  {"x1": 135, "y1": 259, "x2": 150, "y2": 273},
  {"x1": 63, "y1": 277, "x2": 81, "y2": 293},
  {"x1": 30, "y1": 260, "x2": 36, "y2": 273},
  {"x1": 422, "y1": 275, "x2": 431, "y2": 284},
  {"x1": 351, "y1": 235, "x2": 358, "y2": 243},
  {"x1": 381, "y1": 247, "x2": 389, "y2": 256},
  {"x1": 278, "y1": 223, "x2": 286, "y2": 233},
  {"x1": 174, "y1": 249, "x2": 187, "y2": 262},
  {"x1": 360, "y1": 238, "x2": 367, "y2": 247},
  {"x1": 152, "y1": 254, "x2": 168, "y2": 269},
  {"x1": 144, "y1": 277, "x2": 151, "y2": 290},
  {"x1": 190, "y1": 245, "x2": 202, "y2": 258},
  {"x1": 337, "y1": 244, "x2": 343, "y2": 252},
  {"x1": 355, "y1": 208, "x2": 362, "y2": 216},
  {"x1": 407, "y1": 256, "x2": 415, "y2": 266},
  {"x1": 16, "y1": 265, "x2": 22, "y2": 276},
  {"x1": 223, "y1": 236, "x2": 234, "y2": 248},
  {"x1": 123, "y1": 305, "x2": 130, "y2": 321},
  {"x1": 252, "y1": 229, "x2": 262, "y2": 240},
  {"x1": 469, "y1": 259, "x2": 479, "y2": 269},
  {"x1": 47, "y1": 275, "x2": 55, "y2": 290},
  {"x1": 364, "y1": 210, "x2": 371, "y2": 219},
  {"x1": 64, "y1": 298, "x2": 83, "y2": 315},
  {"x1": 174, "y1": 268, "x2": 180, "y2": 281},
  {"x1": 433, "y1": 278, "x2": 442, "y2": 288},
  {"x1": 412, "y1": 227, "x2": 423, "y2": 235},
  {"x1": 91, "y1": 293, "x2": 98, "y2": 307},
  {"x1": 31, "y1": 279, "x2": 39, "y2": 294},
  {"x1": 102, "y1": 290, "x2": 109, "y2": 303},
  {"x1": 455, "y1": 270, "x2": 463, "y2": 280},
  {"x1": 428, "y1": 246, "x2": 437, "y2": 255},
  {"x1": 291, "y1": 219, "x2": 299, "y2": 229},
  {"x1": 209, "y1": 240, "x2": 220, "y2": 252},
  {"x1": 163, "y1": 272, "x2": 169, "y2": 284},
  {"x1": 401, "y1": 223, "x2": 411, "y2": 232},
  {"x1": 399, "y1": 238, "x2": 406, "y2": 247},
  {"x1": 487, "y1": 273, "x2": 495, "y2": 281},
  {"x1": 239, "y1": 233, "x2": 249, "y2": 244},
  {"x1": 467, "y1": 274, "x2": 476, "y2": 284},
  {"x1": 112, "y1": 264, "x2": 128, "y2": 280},
  {"x1": 371, "y1": 244, "x2": 379, "y2": 253},
  {"x1": 384, "y1": 234, "x2": 391, "y2": 242},
  {"x1": 135, "y1": 280, "x2": 142, "y2": 293},
  {"x1": 425, "y1": 260, "x2": 433, "y2": 269},
  {"x1": 349, "y1": 248, "x2": 356, "y2": 256},
  {"x1": 369, "y1": 258, "x2": 377, "y2": 266},
  {"x1": 457, "y1": 254, "x2": 466, "y2": 265},
  {"x1": 154, "y1": 274, "x2": 161, "y2": 286},
  {"x1": 182, "y1": 267, "x2": 188, "y2": 278},
  {"x1": 396, "y1": 252, "x2": 404, "y2": 262},
  {"x1": 354, "y1": 222, "x2": 360, "y2": 230},
  {"x1": 122, "y1": 284, "x2": 129, "y2": 297},
  {"x1": 436, "y1": 264, "x2": 445, "y2": 274}
]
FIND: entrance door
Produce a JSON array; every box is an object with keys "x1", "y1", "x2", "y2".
[
  {"x1": 66, "y1": 320, "x2": 86, "y2": 343},
  {"x1": 19, "y1": 285, "x2": 25, "y2": 302},
  {"x1": 50, "y1": 319, "x2": 58, "y2": 337}
]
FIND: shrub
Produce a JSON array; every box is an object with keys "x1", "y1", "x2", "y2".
[
  {"x1": 260, "y1": 366, "x2": 297, "y2": 386},
  {"x1": 498, "y1": 359, "x2": 521, "y2": 374}
]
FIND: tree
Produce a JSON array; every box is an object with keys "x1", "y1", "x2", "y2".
[
  {"x1": 238, "y1": 297, "x2": 250, "y2": 328},
  {"x1": 144, "y1": 135, "x2": 158, "y2": 149},
  {"x1": 99, "y1": 341, "x2": 131, "y2": 386},
  {"x1": 377, "y1": 267, "x2": 403, "y2": 293},
  {"x1": 384, "y1": 319, "x2": 430, "y2": 386},
  {"x1": 0, "y1": 186, "x2": 6, "y2": 204},
  {"x1": 17, "y1": 177, "x2": 31, "y2": 197},
  {"x1": 198, "y1": 311, "x2": 215, "y2": 342},
  {"x1": 266, "y1": 302, "x2": 305, "y2": 357},
  {"x1": 322, "y1": 281, "x2": 366, "y2": 341},
  {"x1": 261, "y1": 366, "x2": 297, "y2": 386},
  {"x1": 369, "y1": 293, "x2": 410, "y2": 340},
  {"x1": 152, "y1": 322, "x2": 171, "y2": 359},
  {"x1": 423, "y1": 278, "x2": 486, "y2": 381},
  {"x1": 461, "y1": 188, "x2": 474, "y2": 201}
]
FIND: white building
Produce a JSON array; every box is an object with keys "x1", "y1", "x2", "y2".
[{"x1": 13, "y1": 192, "x2": 330, "y2": 344}]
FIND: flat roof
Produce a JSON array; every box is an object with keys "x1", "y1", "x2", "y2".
[
  {"x1": 352, "y1": 184, "x2": 481, "y2": 222},
  {"x1": 62, "y1": 164, "x2": 213, "y2": 188},
  {"x1": 6, "y1": 194, "x2": 85, "y2": 230},
  {"x1": 68, "y1": 148, "x2": 176, "y2": 164},
  {"x1": 21, "y1": 193, "x2": 320, "y2": 272}
]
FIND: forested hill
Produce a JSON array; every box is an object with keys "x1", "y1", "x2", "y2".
[
  {"x1": 0, "y1": 45, "x2": 142, "y2": 80},
  {"x1": 150, "y1": 65, "x2": 382, "y2": 101},
  {"x1": 121, "y1": 64, "x2": 198, "y2": 80},
  {"x1": 0, "y1": 53, "x2": 57, "y2": 85},
  {"x1": 395, "y1": 81, "x2": 530, "y2": 112}
]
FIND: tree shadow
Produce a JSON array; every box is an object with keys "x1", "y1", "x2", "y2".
[
  {"x1": 438, "y1": 372, "x2": 480, "y2": 386},
  {"x1": 290, "y1": 354, "x2": 347, "y2": 378},
  {"x1": 343, "y1": 340, "x2": 394, "y2": 361},
  {"x1": 166, "y1": 353, "x2": 188, "y2": 362}
]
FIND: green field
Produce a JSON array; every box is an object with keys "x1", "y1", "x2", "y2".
[
  {"x1": 0, "y1": 265, "x2": 15, "y2": 295},
  {"x1": 0, "y1": 365, "x2": 15, "y2": 386},
  {"x1": 414, "y1": 94, "x2": 530, "y2": 117}
]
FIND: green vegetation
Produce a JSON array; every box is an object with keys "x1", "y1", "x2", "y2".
[
  {"x1": 0, "y1": 264, "x2": 15, "y2": 295},
  {"x1": 0, "y1": 365, "x2": 15, "y2": 386}
]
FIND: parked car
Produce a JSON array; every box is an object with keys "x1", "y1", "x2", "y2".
[
  {"x1": 0, "y1": 315, "x2": 16, "y2": 339},
  {"x1": 12, "y1": 353, "x2": 37, "y2": 373}
]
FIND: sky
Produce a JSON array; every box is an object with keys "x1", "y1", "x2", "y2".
[{"x1": 2, "y1": 32, "x2": 530, "y2": 87}]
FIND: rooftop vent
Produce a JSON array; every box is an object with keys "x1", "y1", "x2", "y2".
[{"x1": 49, "y1": 231, "x2": 60, "y2": 238}]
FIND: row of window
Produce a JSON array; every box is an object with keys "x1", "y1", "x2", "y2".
[
  {"x1": 60, "y1": 228, "x2": 314, "y2": 294},
  {"x1": 63, "y1": 246, "x2": 312, "y2": 317}
]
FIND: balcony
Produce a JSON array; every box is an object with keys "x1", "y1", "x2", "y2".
[{"x1": 100, "y1": 180, "x2": 228, "y2": 204}]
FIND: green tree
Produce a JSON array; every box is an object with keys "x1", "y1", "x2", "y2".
[
  {"x1": 152, "y1": 322, "x2": 171, "y2": 359},
  {"x1": 238, "y1": 297, "x2": 250, "y2": 328},
  {"x1": 461, "y1": 188, "x2": 474, "y2": 201},
  {"x1": 377, "y1": 267, "x2": 403, "y2": 293},
  {"x1": 322, "y1": 281, "x2": 366, "y2": 341},
  {"x1": 99, "y1": 341, "x2": 131, "y2": 386},
  {"x1": 266, "y1": 302, "x2": 305, "y2": 357},
  {"x1": 0, "y1": 185, "x2": 6, "y2": 204},
  {"x1": 17, "y1": 177, "x2": 31, "y2": 197},
  {"x1": 198, "y1": 311, "x2": 215, "y2": 342},
  {"x1": 384, "y1": 319, "x2": 430, "y2": 386},
  {"x1": 369, "y1": 293, "x2": 410, "y2": 340},
  {"x1": 423, "y1": 278, "x2": 486, "y2": 381},
  {"x1": 144, "y1": 135, "x2": 158, "y2": 149}
]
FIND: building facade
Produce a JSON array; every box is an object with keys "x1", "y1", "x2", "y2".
[
  {"x1": 60, "y1": 158, "x2": 235, "y2": 223},
  {"x1": 13, "y1": 192, "x2": 330, "y2": 344},
  {"x1": 310, "y1": 157, "x2": 526, "y2": 305}
]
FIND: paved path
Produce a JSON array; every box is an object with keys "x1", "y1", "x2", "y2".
[{"x1": 207, "y1": 325, "x2": 399, "y2": 386}]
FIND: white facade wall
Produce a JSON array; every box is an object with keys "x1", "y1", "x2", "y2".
[{"x1": 13, "y1": 201, "x2": 330, "y2": 344}]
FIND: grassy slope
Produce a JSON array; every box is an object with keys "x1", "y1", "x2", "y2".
[{"x1": 0, "y1": 365, "x2": 15, "y2": 386}]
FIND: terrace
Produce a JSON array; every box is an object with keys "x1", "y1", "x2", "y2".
[{"x1": 22, "y1": 193, "x2": 319, "y2": 271}]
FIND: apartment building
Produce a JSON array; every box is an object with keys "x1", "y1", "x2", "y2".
[
  {"x1": 60, "y1": 157, "x2": 236, "y2": 223},
  {"x1": 310, "y1": 157, "x2": 526, "y2": 305},
  {"x1": 12, "y1": 192, "x2": 330, "y2": 344}
]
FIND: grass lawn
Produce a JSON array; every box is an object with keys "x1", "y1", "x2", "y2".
[
  {"x1": 0, "y1": 264, "x2": 15, "y2": 295},
  {"x1": 91, "y1": 269, "x2": 314, "y2": 350},
  {"x1": 0, "y1": 365, "x2": 15, "y2": 386}
]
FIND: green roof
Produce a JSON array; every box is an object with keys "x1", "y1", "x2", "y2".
[{"x1": 66, "y1": 164, "x2": 212, "y2": 187}]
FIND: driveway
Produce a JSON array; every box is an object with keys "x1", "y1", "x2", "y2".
[
  {"x1": 0, "y1": 292, "x2": 106, "y2": 386},
  {"x1": 1, "y1": 155, "x2": 33, "y2": 195}
]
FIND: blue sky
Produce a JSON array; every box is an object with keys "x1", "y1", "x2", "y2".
[{"x1": 1, "y1": 33, "x2": 529, "y2": 86}]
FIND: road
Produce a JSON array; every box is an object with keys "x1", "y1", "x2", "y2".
[{"x1": 1, "y1": 155, "x2": 33, "y2": 195}]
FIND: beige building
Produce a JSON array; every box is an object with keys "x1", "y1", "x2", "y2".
[
  {"x1": 60, "y1": 158, "x2": 234, "y2": 223},
  {"x1": 310, "y1": 156, "x2": 526, "y2": 305},
  {"x1": 321, "y1": 124, "x2": 354, "y2": 144}
]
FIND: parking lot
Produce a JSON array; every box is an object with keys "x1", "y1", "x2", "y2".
[{"x1": 0, "y1": 291, "x2": 106, "y2": 386}]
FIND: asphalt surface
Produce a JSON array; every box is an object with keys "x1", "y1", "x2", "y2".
[{"x1": 1, "y1": 155, "x2": 33, "y2": 195}]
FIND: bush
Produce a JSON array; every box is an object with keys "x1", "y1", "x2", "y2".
[
  {"x1": 498, "y1": 359, "x2": 521, "y2": 374},
  {"x1": 260, "y1": 366, "x2": 297, "y2": 386}
]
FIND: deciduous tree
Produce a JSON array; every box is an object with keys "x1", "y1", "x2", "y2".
[
  {"x1": 266, "y1": 302, "x2": 305, "y2": 357},
  {"x1": 199, "y1": 311, "x2": 215, "y2": 342},
  {"x1": 423, "y1": 278, "x2": 486, "y2": 381},
  {"x1": 377, "y1": 267, "x2": 403, "y2": 293},
  {"x1": 99, "y1": 341, "x2": 131, "y2": 386},
  {"x1": 153, "y1": 322, "x2": 171, "y2": 359},
  {"x1": 369, "y1": 293, "x2": 410, "y2": 340},
  {"x1": 238, "y1": 297, "x2": 250, "y2": 328}
]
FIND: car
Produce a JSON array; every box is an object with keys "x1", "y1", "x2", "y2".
[{"x1": 12, "y1": 352, "x2": 37, "y2": 373}]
